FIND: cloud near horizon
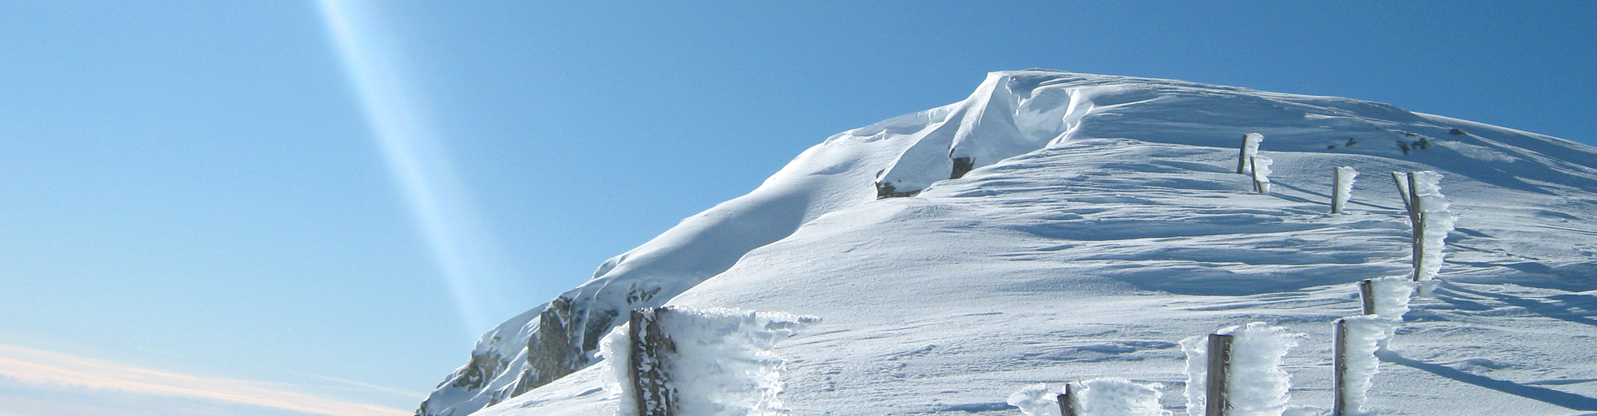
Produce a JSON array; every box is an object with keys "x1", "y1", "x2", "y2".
[{"x1": 0, "y1": 343, "x2": 409, "y2": 416}]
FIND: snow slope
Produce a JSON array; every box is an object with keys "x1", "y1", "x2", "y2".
[{"x1": 422, "y1": 70, "x2": 1597, "y2": 416}]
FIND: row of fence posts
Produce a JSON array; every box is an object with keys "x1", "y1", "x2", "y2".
[
  {"x1": 1235, "y1": 133, "x2": 1443, "y2": 284},
  {"x1": 620, "y1": 137, "x2": 1445, "y2": 416}
]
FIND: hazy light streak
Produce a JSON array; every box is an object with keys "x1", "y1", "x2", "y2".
[
  {"x1": 0, "y1": 343, "x2": 408, "y2": 416},
  {"x1": 315, "y1": 0, "x2": 498, "y2": 335}
]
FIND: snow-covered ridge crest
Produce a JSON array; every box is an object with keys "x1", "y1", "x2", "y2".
[{"x1": 417, "y1": 69, "x2": 1597, "y2": 416}]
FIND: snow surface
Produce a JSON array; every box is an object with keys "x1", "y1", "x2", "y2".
[{"x1": 432, "y1": 70, "x2": 1597, "y2": 416}]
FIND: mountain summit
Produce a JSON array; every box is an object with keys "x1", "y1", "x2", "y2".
[{"x1": 419, "y1": 70, "x2": 1597, "y2": 416}]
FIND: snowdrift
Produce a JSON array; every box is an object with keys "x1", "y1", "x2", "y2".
[{"x1": 421, "y1": 70, "x2": 1597, "y2": 416}]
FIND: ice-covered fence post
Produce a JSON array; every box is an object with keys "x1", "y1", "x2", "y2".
[
  {"x1": 1237, "y1": 133, "x2": 1264, "y2": 174},
  {"x1": 1332, "y1": 167, "x2": 1357, "y2": 213},
  {"x1": 1406, "y1": 173, "x2": 1425, "y2": 282},
  {"x1": 1250, "y1": 156, "x2": 1273, "y2": 194},
  {"x1": 1184, "y1": 323, "x2": 1304, "y2": 416},
  {"x1": 629, "y1": 308, "x2": 676, "y2": 416},
  {"x1": 1056, "y1": 383, "x2": 1077, "y2": 416},
  {"x1": 1390, "y1": 172, "x2": 1416, "y2": 218},
  {"x1": 1331, "y1": 317, "x2": 1392, "y2": 416},
  {"x1": 1332, "y1": 319, "x2": 1349, "y2": 416},
  {"x1": 1358, "y1": 280, "x2": 1376, "y2": 316},
  {"x1": 1205, "y1": 334, "x2": 1233, "y2": 416},
  {"x1": 602, "y1": 307, "x2": 817, "y2": 416}
]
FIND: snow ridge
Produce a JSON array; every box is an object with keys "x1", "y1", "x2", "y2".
[{"x1": 420, "y1": 70, "x2": 1597, "y2": 416}]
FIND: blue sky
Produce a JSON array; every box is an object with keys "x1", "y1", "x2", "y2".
[{"x1": 1, "y1": 1, "x2": 1593, "y2": 414}]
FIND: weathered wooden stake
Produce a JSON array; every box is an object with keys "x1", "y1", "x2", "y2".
[
  {"x1": 1205, "y1": 334, "x2": 1234, "y2": 416},
  {"x1": 1331, "y1": 167, "x2": 1346, "y2": 213},
  {"x1": 1358, "y1": 279, "x2": 1376, "y2": 316},
  {"x1": 1407, "y1": 173, "x2": 1426, "y2": 281},
  {"x1": 1056, "y1": 383, "x2": 1077, "y2": 416},
  {"x1": 1332, "y1": 319, "x2": 1350, "y2": 416},
  {"x1": 1250, "y1": 157, "x2": 1265, "y2": 194},
  {"x1": 1390, "y1": 172, "x2": 1412, "y2": 212},
  {"x1": 1237, "y1": 135, "x2": 1252, "y2": 174},
  {"x1": 629, "y1": 307, "x2": 677, "y2": 416}
]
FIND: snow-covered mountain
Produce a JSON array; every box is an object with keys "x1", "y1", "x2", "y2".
[{"x1": 418, "y1": 70, "x2": 1597, "y2": 416}]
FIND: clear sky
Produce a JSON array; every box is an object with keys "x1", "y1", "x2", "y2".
[{"x1": 1, "y1": 1, "x2": 1593, "y2": 414}]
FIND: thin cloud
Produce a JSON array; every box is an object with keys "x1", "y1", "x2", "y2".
[{"x1": 0, "y1": 343, "x2": 409, "y2": 416}]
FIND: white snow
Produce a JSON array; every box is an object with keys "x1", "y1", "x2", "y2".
[
  {"x1": 1074, "y1": 378, "x2": 1169, "y2": 416},
  {"x1": 1007, "y1": 383, "x2": 1060, "y2": 416},
  {"x1": 430, "y1": 70, "x2": 1597, "y2": 416}
]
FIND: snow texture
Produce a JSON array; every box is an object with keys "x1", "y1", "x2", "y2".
[
  {"x1": 1007, "y1": 383, "x2": 1061, "y2": 416},
  {"x1": 598, "y1": 308, "x2": 814, "y2": 416},
  {"x1": 1074, "y1": 378, "x2": 1169, "y2": 416},
  {"x1": 1410, "y1": 171, "x2": 1457, "y2": 287},
  {"x1": 1182, "y1": 323, "x2": 1303, "y2": 416},
  {"x1": 1337, "y1": 316, "x2": 1393, "y2": 416},
  {"x1": 1333, "y1": 166, "x2": 1357, "y2": 213},
  {"x1": 437, "y1": 70, "x2": 1597, "y2": 416}
]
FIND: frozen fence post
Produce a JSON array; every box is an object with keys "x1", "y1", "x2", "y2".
[
  {"x1": 1205, "y1": 334, "x2": 1233, "y2": 416},
  {"x1": 1183, "y1": 323, "x2": 1303, "y2": 416},
  {"x1": 1332, "y1": 319, "x2": 1349, "y2": 416},
  {"x1": 1250, "y1": 156, "x2": 1273, "y2": 194},
  {"x1": 1237, "y1": 133, "x2": 1264, "y2": 174},
  {"x1": 1332, "y1": 167, "x2": 1357, "y2": 213},
  {"x1": 1391, "y1": 171, "x2": 1459, "y2": 288},
  {"x1": 1358, "y1": 279, "x2": 1376, "y2": 316},
  {"x1": 1390, "y1": 172, "x2": 1414, "y2": 212},
  {"x1": 1332, "y1": 317, "x2": 1392, "y2": 416},
  {"x1": 1056, "y1": 383, "x2": 1077, "y2": 416},
  {"x1": 628, "y1": 308, "x2": 676, "y2": 416},
  {"x1": 601, "y1": 307, "x2": 817, "y2": 416}
]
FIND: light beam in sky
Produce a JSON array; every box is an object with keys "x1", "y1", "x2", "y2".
[{"x1": 315, "y1": 0, "x2": 500, "y2": 336}]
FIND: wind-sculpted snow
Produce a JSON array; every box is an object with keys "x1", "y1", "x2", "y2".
[{"x1": 422, "y1": 70, "x2": 1597, "y2": 416}]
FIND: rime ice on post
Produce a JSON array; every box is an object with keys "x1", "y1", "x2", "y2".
[
  {"x1": 1008, "y1": 384, "x2": 1062, "y2": 416},
  {"x1": 1409, "y1": 171, "x2": 1457, "y2": 291},
  {"x1": 1367, "y1": 277, "x2": 1416, "y2": 322},
  {"x1": 598, "y1": 307, "x2": 817, "y2": 416},
  {"x1": 1332, "y1": 167, "x2": 1357, "y2": 213},
  {"x1": 1237, "y1": 133, "x2": 1265, "y2": 174},
  {"x1": 1010, "y1": 379, "x2": 1167, "y2": 416},
  {"x1": 1251, "y1": 156, "x2": 1273, "y2": 194},
  {"x1": 1075, "y1": 378, "x2": 1169, "y2": 416},
  {"x1": 1182, "y1": 323, "x2": 1303, "y2": 416},
  {"x1": 1333, "y1": 316, "x2": 1393, "y2": 416}
]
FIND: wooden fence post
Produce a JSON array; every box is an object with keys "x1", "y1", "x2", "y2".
[
  {"x1": 1406, "y1": 173, "x2": 1426, "y2": 281},
  {"x1": 1206, "y1": 334, "x2": 1234, "y2": 416},
  {"x1": 1056, "y1": 382, "x2": 1077, "y2": 416},
  {"x1": 629, "y1": 307, "x2": 677, "y2": 416},
  {"x1": 1237, "y1": 135, "x2": 1252, "y2": 174},
  {"x1": 1390, "y1": 172, "x2": 1412, "y2": 211},
  {"x1": 1332, "y1": 319, "x2": 1350, "y2": 416},
  {"x1": 1358, "y1": 280, "x2": 1376, "y2": 315},
  {"x1": 1332, "y1": 167, "x2": 1350, "y2": 213}
]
